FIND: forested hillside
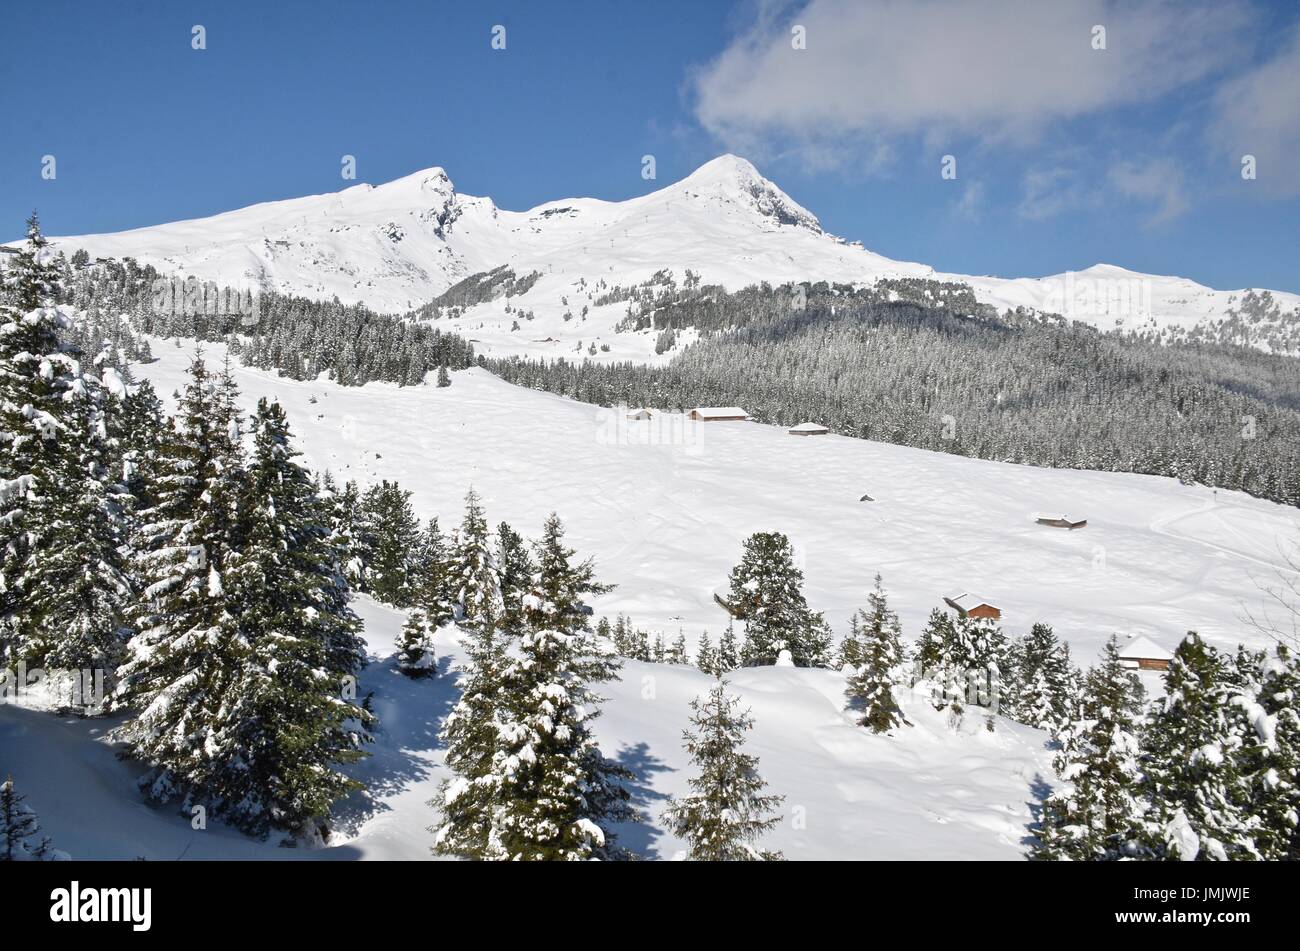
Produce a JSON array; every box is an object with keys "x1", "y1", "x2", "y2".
[{"x1": 487, "y1": 280, "x2": 1300, "y2": 507}]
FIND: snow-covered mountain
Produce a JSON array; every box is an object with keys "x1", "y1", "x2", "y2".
[{"x1": 31, "y1": 155, "x2": 1300, "y2": 360}]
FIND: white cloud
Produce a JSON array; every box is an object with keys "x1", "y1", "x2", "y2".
[
  {"x1": 952, "y1": 181, "x2": 985, "y2": 221},
  {"x1": 1107, "y1": 157, "x2": 1188, "y2": 225},
  {"x1": 693, "y1": 0, "x2": 1252, "y2": 160},
  {"x1": 1208, "y1": 23, "x2": 1300, "y2": 197},
  {"x1": 1018, "y1": 167, "x2": 1085, "y2": 221}
]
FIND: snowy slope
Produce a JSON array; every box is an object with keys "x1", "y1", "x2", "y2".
[
  {"x1": 29, "y1": 157, "x2": 1300, "y2": 361},
  {"x1": 6, "y1": 340, "x2": 1295, "y2": 861},
  {"x1": 133, "y1": 339, "x2": 1297, "y2": 665},
  {"x1": 0, "y1": 596, "x2": 1055, "y2": 860}
]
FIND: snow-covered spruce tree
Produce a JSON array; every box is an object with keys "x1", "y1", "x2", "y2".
[
  {"x1": 1009, "y1": 623, "x2": 1073, "y2": 731},
  {"x1": 207, "y1": 398, "x2": 370, "y2": 839},
  {"x1": 717, "y1": 621, "x2": 740, "y2": 673},
  {"x1": 114, "y1": 378, "x2": 168, "y2": 516},
  {"x1": 1140, "y1": 633, "x2": 1263, "y2": 860},
  {"x1": 844, "y1": 575, "x2": 908, "y2": 733},
  {"x1": 661, "y1": 681, "x2": 784, "y2": 861},
  {"x1": 1033, "y1": 636, "x2": 1147, "y2": 860},
  {"x1": 1250, "y1": 645, "x2": 1300, "y2": 859},
  {"x1": 838, "y1": 611, "x2": 866, "y2": 670},
  {"x1": 23, "y1": 371, "x2": 133, "y2": 676},
  {"x1": 397, "y1": 608, "x2": 435, "y2": 677},
  {"x1": 912, "y1": 607, "x2": 951, "y2": 678},
  {"x1": 486, "y1": 513, "x2": 633, "y2": 860},
  {"x1": 431, "y1": 494, "x2": 508, "y2": 858},
  {"x1": 437, "y1": 364, "x2": 451, "y2": 388},
  {"x1": 454, "y1": 487, "x2": 503, "y2": 630},
  {"x1": 113, "y1": 354, "x2": 248, "y2": 809},
  {"x1": 726, "y1": 531, "x2": 831, "y2": 668},
  {"x1": 940, "y1": 614, "x2": 1011, "y2": 724},
  {"x1": 1, "y1": 776, "x2": 62, "y2": 861},
  {"x1": 495, "y1": 520, "x2": 533, "y2": 635},
  {"x1": 0, "y1": 214, "x2": 92, "y2": 667},
  {"x1": 412, "y1": 515, "x2": 456, "y2": 628},
  {"x1": 359, "y1": 480, "x2": 419, "y2": 606},
  {"x1": 335, "y1": 478, "x2": 369, "y2": 588},
  {"x1": 696, "y1": 630, "x2": 719, "y2": 676},
  {"x1": 667, "y1": 632, "x2": 689, "y2": 665},
  {"x1": 431, "y1": 610, "x2": 507, "y2": 858}
]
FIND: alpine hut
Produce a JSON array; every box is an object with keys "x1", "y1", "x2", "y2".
[
  {"x1": 687, "y1": 406, "x2": 749, "y2": 421},
  {"x1": 1035, "y1": 514, "x2": 1088, "y2": 530},
  {"x1": 1117, "y1": 635, "x2": 1174, "y2": 672},
  {"x1": 943, "y1": 593, "x2": 1002, "y2": 621},
  {"x1": 789, "y1": 422, "x2": 830, "y2": 436}
]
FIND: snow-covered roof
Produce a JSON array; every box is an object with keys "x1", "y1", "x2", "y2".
[
  {"x1": 946, "y1": 593, "x2": 997, "y2": 610},
  {"x1": 690, "y1": 406, "x2": 748, "y2": 418},
  {"x1": 626, "y1": 407, "x2": 652, "y2": 417},
  {"x1": 1118, "y1": 635, "x2": 1174, "y2": 660},
  {"x1": 789, "y1": 421, "x2": 829, "y2": 432}
]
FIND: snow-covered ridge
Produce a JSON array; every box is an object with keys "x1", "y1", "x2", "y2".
[{"x1": 25, "y1": 155, "x2": 1300, "y2": 359}]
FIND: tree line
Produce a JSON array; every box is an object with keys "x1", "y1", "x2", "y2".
[{"x1": 486, "y1": 279, "x2": 1300, "y2": 508}]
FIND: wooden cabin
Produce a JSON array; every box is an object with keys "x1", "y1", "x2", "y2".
[
  {"x1": 1036, "y1": 514, "x2": 1088, "y2": 530},
  {"x1": 687, "y1": 406, "x2": 749, "y2": 421},
  {"x1": 626, "y1": 408, "x2": 653, "y2": 420},
  {"x1": 943, "y1": 593, "x2": 1002, "y2": 621},
  {"x1": 1118, "y1": 635, "x2": 1174, "y2": 672},
  {"x1": 789, "y1": 422, "x2": 829, "y2": 436}
]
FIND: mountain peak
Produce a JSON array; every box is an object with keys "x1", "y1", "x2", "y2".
[
  {"x1": 674, "y1": 154, "x2": 821, "y2": 233},
  {"x1": 682, "y1": 153, "x2": 762, "y2": 185}
]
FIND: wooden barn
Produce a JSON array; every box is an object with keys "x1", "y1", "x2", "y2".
[
  {"x1": 1117, "y1": 635, "x2": 1174, "y2": 671},
  {"x1": 1036, "y1": 514, "x2": 1088, "y2": 530},
  {"x1": 789, "y1": 422, "x2": 829, "y2": 436},
  {"x1": 626, "y1": 408, "x2": 653, "y2": 420},
  {"x1": 687, "y1": 406, "x2": 749, "y2": 421},
  {"x1": 943, "y1": 593, "x2": 1002, "y2": 621}
]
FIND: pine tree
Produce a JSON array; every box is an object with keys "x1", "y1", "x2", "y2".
[
  {"x1": 495, "y1": 520, "x2": 533, "y2": 635},
  {"x1": 940, "y1": 614, "x2": 1011, "y2": 723},
  {"x1": 0, "y1": 213, "x2": 96, "y2": 668},
  {"x1": 838, "y1": 611, "x2": 866, "y2": 670},
  {"x1": 844, "y1": 575, "x2": 908, "y2": 733},
  {"x1": 431, "y1": 602, "x2": 509, "y2": 859},
  {"x1": 360, "y1": 481, "x2": 419, "y2": 605},
  {"x1": 696, "y1": 630, "x2": 719, "y2": 675},
  {"x1": 437, "y1": 364, "x2": 451, "y2": 388},
  {"x1": 413, "y1": 516, "x2": 456, "y2": 628},
  {"x1": 1034, "y1": 636, "x2": 1147, "y2": 860},
  {"x1": 214, "y1": 401, "x2": 370, "y2": 838},
  {"x1": 661, "y1": 682, "x2": 784, "y2": 861},
  {"x1": 1141, "y1": 633, "x2": 1263, "y2": 860},
  {"x1": 912, "y1": 607, "x2": 951, "y2": 677},
  {"x1": 454, "y1": 488, "x2": 502, "y2": 631},
  {"x1": 1010, "y1": 623, "x2": 1073, "y2": 731},
  {"x1": 726, "y1": 531, "x2": 830, "y2": 667},
  {"x1": 23, "y1": 372, "x2": 133, "y2": 676},
  {"x1": 667, "y1": 632, "x2": 688, "y2": 665},
  {"x1": 484, "y1": 513, "x2": 632, "y2": 860},
  {"x1": 1, "y1": 776, "x2": 62, "y2": 861},
  {"x1": 717, "y1": 621, "x2": 740, "y2": 673},
  {"x1": 1249, "y1": 644, "x2": 1300, "y2": 859},
  {"x1": 114, "y1": 354, "x2": 249, "y2": 809},
  {"x1": 397, "y1": 609, "x2": 435, "y2": 677}
]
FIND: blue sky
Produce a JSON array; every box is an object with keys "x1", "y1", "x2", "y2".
[{"x1": 2, "y1": 0, "x2": 1298, "y2": 292}]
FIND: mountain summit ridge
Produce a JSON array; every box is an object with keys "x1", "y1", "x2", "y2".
[{"x1": 19, "y1": 155, "x2": 1300, "y2": 358}]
